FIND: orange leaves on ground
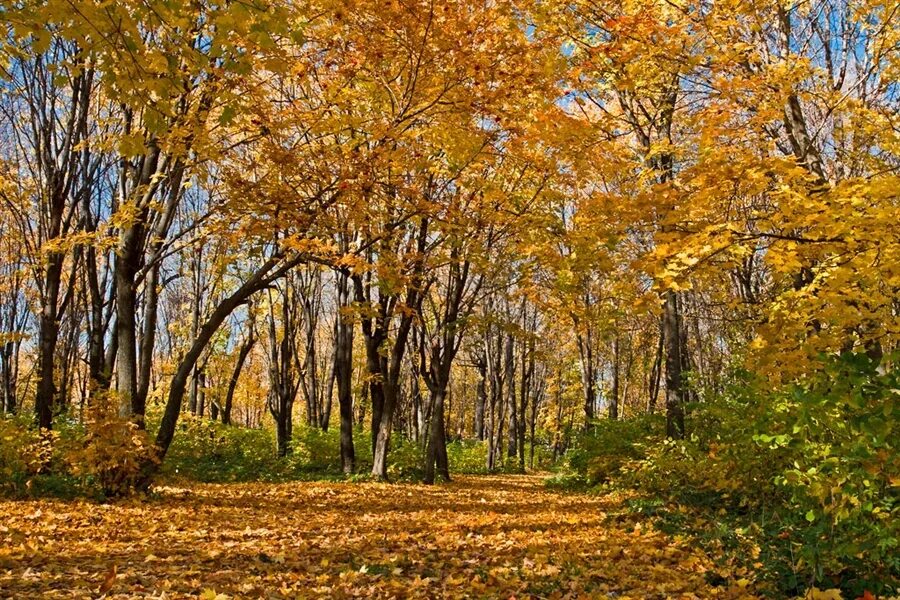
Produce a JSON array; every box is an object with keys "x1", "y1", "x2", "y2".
[{"x1": 0, "y1": 475, "x2": 760, "y2": 599}]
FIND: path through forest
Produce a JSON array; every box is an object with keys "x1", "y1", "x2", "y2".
[{"x1": 0, "y1": 475, "x2": 759, "y2": 599}]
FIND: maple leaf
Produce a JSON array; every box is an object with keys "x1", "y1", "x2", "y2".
[{"x1": 97, "y1": 564, "x2": 116, "y2": 596}]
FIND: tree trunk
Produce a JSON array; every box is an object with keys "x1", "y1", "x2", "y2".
[
  {"x1": 517, "y1": 335, "x2": 532, "y2": 471},
  {"x1": 115, "y1": 224, "x2": 143, "y2": 418},
  {"x1": 663, "y1": 290, "x2": 686, "y2": 438},
  {"x1": 35, "y1": 256, "x2": 62, "y2": 429},
  {"x1": 474, "y1": 356, "x2": 486, "y2": 440},
  {"x1": 423, "y1": 387, "x2": 451, "y2": 484},
  {"x1": 610, "y1": 334, "x2": 620, "y2": 420},
  {"x1": 134, "y1": 262, "x2": 160, "y2": 425},
  {"x1": 576, "y1": 329, "x2": 595, "y2": 429},
  {"x1": 223, "y1": 329, "x2": 255, "y2": 425},
  {"x1": 504, "y1": 332, "x2": 517, "y2": 459},
  {"x1": 334, "y1": 272, "x2": 355, "y2": 474},
  {"x1": 320, "y1": 344, "x2": 335, "y2": 431},
  {"x1": 648, "y1": 319, "x2": 664, "y2": 413}
]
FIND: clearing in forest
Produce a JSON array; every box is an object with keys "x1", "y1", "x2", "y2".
[{"x1": 0, "y1": 475, "x2": 758, "y2": 599}]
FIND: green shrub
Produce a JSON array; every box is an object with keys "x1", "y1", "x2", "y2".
[
  {"x1": 565, "y1": 415, "x2": 663, "y2": 485},
  {"x1": 161, "y1": 418, "x2": 379, "y2": 481},
  {"x1": 161, "y1": 415, "x2": 289, "y2": 482},
  {"x1": 560, "y1": 353, "x2": 899, "y2": 596},
  {"x1": 386, "y1": 437, "x2": 425, "y2": 481},
  {"x1": 293, "y1": 426, "x2": 373, "y2": 473},
  {"x1": 447, "y1": 439, "x2": 488, "y2": 474}
]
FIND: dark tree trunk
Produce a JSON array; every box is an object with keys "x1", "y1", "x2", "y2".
[
  {"x1": 267, "y1": 281, "x2": 299, "y2": 458},
  {"x1": 134, "y1": 263, "x2": 160, "y2": 424},
  {"x1": 576, "y1": 327, "x2": 596, "y2": 429},
  {"x1": 115, "y1": 236, "x2": 141, "y2": 418},
  {"x1": 363, "y1": 331, "x2": 386, "y2": 456},
  {"x1": 663, "y1": 290, "x2": 686, "y2": 438},
  {"x1": 113, "y1": 145, "x2": 163, "y2": 420},
  {"x1": 222, "y1": 329, "x2": 255, "y2": 425},
  {"x1": 334, "y1": 272, "x2": 355, "y2": 474},
  {"x1": 320, "y1": 349, "x2": 335, "y2": 431},
  {"x1": 505, "y1": 332, "x2": 517, "y2": 459},
  {"x1": 485, "y1": 324, "x2": 503, "y2": 471},
  {"x1": 517, "y1": 333, "x2": 533, "y2": 471},
  {"x1": 610, "y1": 334, "x2": 620, "y2": 420},
  {"x1": 0, "y1": 336, "x2": 17, "y2": 414},
  {"x1": 528, "y1": 372, "x2": 542, "y2": 470},
  {"x1": 35, "y1": 256, "x2": 63, "y2": 429},
  {"x1": 423, "y1": 388, "x2": 450, "y2": 484},
  {"x1": 474, "y1": 354, "x2": 486, "y2": 440},
  {"x1": 83, "y1": 213, "x2": 110, "y2": 391}
]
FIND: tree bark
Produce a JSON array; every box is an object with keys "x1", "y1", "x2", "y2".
[
  {"x1": 222, "y1": 328, "x2": 255, "y2": 425},
  {"x1": 610, "y1": 334, "x2": 620, "y2": 420},
  {"x1": 334, "y1": 271, "x2": 355, "y2": 474},
  {"x1": 663, "y1": 290, "x2": 686, "y2": 438}
]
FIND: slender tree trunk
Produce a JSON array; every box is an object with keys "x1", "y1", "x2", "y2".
[
  {"x1": 1, "y1": 337, "x2": 16, "y2": 413},
  {"x1": 114, "y1": 148, "x2": 159, "y2": 418},
  {"x1": 371, "y1": 380, "x2": 397, "y2": 478},
  {"x1": 84, "y1": 236, "x2": 109, "y2": 390},
  {"x1": 320, "y1": 343, "x2": 335, "y2": 431},
  {"x1": 648, "y1": 319, "x2": 664, "y2": 413},
  {"x1": 504, "y1": 333, "x2": 517, "y2": 459},
  {"x1": 577, "y1": 329, "x2": 595, "y2": 429},
  {"x1": 35, "y1": 257, "x2": 62, "y2": 429},
  {"x1": 197, "y1": 370, "x2": 207, "y2": 418},
  {"x1": 474, "y1": 356, "x2": 486, "y2": 440},
  {"x1": 610, "y1": 334, "x2": 620, "y2": 420},
  {"x1": 364, "y1": 336, "x2": 385, "y2": 456},
  {"x1": 423, "y1": 387, "x2": 450, "y2": 484},
  {"x1": 334, "y1": 272, "x2": 355, "y2": 474},
  {"x1": 223, "y1": 330, "x2": 255, "y2": 425},
  {"x1": 663, "y1": 290, "x2": 686, "y2": 438},
  {"x1": 517, "y1": 336, "x2": 532, "y2": 471},
  {"x1": 529, "y1": 374, "x2": 541, "y2": 470},
  {"x1": 134, "y1": 263, "x2": 160, "y2": 425}
]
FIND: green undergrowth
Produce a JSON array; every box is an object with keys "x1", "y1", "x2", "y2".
[{"x1": 550, "y1": 352, "x2": 899, "y2": 598}]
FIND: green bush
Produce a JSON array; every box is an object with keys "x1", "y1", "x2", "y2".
[
  {"x1": 678, "y1": 353, "x2": 898, "y2": 594},
  {"x1": 162, "y1": 415, "x2": 292, "y2": 482},
  {"x1": 752, "y1": 353, "x2": 898, "y2": 594},
  {"x1": 161, "y1": 418, "x2": 380, "y2": 482},
  {"x1": 386, "y1": 437, "x2": 425, "y2": 481},
  {"x1": 447, "y1": 439, "x2": 488, "y2": 474},
  {"x1": 565, "y1": 415, "x2": 664, "y2": 485},
  {"x1": 293, "y1": 426, "x2": 373, "y2": 474},
  {"x1": 561, "y1": 353, "x2": 899, "y2": 596}
]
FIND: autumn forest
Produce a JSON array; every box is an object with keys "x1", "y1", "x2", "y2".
[{"x1": 0, "y1": 0, "x2": 897, "y2": 597}]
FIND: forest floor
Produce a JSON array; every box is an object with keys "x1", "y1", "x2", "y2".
[{"x1": 0, "y1": 474, "x2": 760, "y2": 599}]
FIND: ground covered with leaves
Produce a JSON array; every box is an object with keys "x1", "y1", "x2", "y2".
[{"x1": 0, "y1": 475, "x2": 764, "y2": 599}]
